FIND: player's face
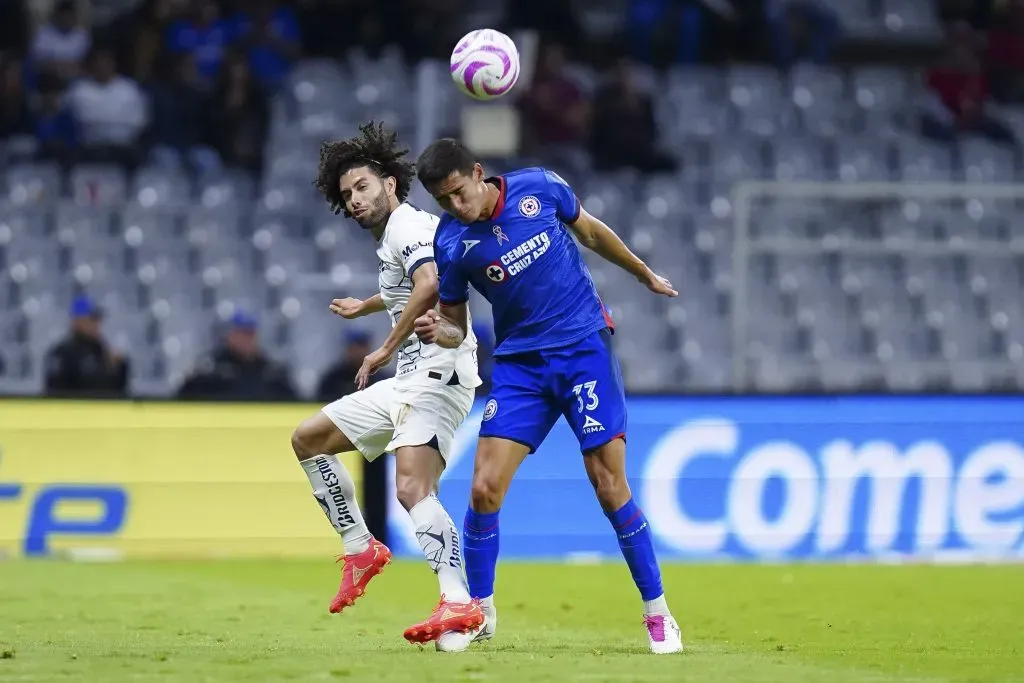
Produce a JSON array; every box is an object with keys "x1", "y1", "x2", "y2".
[
  {"x1": 339, "y1": 167, "x2": 393, "y2": 230},
  {"x1": 429, "y1": 164, "x2": 487, "y2": 223}
]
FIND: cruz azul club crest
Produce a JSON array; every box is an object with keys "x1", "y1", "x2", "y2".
[{"x1": 518, "y1": 195, "x2": 541, "y2": 218}]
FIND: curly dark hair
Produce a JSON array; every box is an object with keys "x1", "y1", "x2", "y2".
[{"x1": 313, "y1": 121, "x2": 415, "y2": 216}]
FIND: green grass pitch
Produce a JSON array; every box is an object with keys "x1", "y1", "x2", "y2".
[{"x1": 0, "y1": 560, "x2": 1021, "y2": 682}]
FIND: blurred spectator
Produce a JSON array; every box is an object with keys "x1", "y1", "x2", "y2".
[
  {"x1": 518, "y1": 43, "x2": 590, "y2": 160},
  {"x1": 315, "y1": 329, "x2": 385, "y2": 402},
  {"x1": 148, "y1": 52, "x2": 221, "y2": 175},
  {"x1": 765, "y1": 1, "x2": 841, "y2": 68},
  {"x1": 208, "y1": 50, "x2": 269, "y2": 173},
  {"x1": 34, "y1": 74, "x2": 78, "y2": 166},
  {"x1": 66, "y1": 45, "x2": 149, "y2": 168},
  {"x1": 177, "y1": 310, "x2": 297, "y2": 401},
  {"x1": 589, "y1": 58, "x2": 676, "y2": 173},
  {"x1": 103, "y1": 0, "x2": 175, "y2": 85},
  {"x1": 921, "y1": 21, "x2": 1015, "y2": 146},
  {"x1": 988, "y1": 0, "x2": 1024, "y2": 104},
  {"x1": 237, "y1": 0, "x2": 301, "y2": 90},
  {"x1": 166, "y1": 0, "x2": 235, "y2": 85},
  {"x1": 0, "y1": 52, "x2": 31, "y2": 140},
  {"x1": 30, "y1": 0, "x2": 90, "y2": 84},
  {"x1": 45, "y1": 295, "x2": 129, "y2": 398},
  {"x1": 628, "y1": 0, "x2": 704, "y2": 65}
]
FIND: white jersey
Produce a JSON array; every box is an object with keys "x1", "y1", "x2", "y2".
[{"x1": 377, "y1": 203, "x2": 481, "y2": 389}]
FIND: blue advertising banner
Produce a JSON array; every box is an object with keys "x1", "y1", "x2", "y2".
[{"x1": 386, "y1": 397, "x2": 1024, "y2": 561}]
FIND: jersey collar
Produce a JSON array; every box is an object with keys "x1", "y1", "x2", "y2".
[{"x1": 484, "y1": 176, "x2": 507, "y2": 221}]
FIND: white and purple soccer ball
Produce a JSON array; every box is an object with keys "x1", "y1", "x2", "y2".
[{"x1": 449, "y1": 29, "x2": 520, "y2": 101}]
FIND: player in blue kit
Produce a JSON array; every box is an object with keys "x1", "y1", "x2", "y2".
[{"x1": 412, "y1": 138, "x2": 684, "y2": 654}]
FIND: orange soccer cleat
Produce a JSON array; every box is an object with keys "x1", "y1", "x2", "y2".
[
  {"x1": 329, "y1": 538, "x2": 392, "y2": 614},
  {"x1": 403, "y1": 597, "x2": 485, "y2": 644}
]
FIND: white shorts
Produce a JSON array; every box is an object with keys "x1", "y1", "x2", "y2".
[{"x1": 321, "y1": 375, "x2": 475, "y2": 462}]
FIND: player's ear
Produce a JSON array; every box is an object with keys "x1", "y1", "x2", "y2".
[
  {"x1": 384, "y1": 174, "x2": 397, "y2": 197},
  {"x1": 472, "y1": 163, "x2": 484, "y2": 182}
]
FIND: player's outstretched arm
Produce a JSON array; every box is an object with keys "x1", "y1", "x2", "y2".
[
  {"x1": 414, "y1": 302, "x2": 467, "y2": 349},
  {"x1": 330, "y1": 294, "x2": 386, "y2": 319},
  {"x1": 568, "y1": 208, "x2": 678, "y2": 298}
]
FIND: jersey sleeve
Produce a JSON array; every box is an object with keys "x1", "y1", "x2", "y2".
[
  {"x1": 543, "y1": 169, "x2": 582, "y2": 224},
  {"x1": 389, "y1": 212, "x2": 437, "y2": 277},
  {"x1": 436, "y1": 225, "x2": 470, "y2": 306}
]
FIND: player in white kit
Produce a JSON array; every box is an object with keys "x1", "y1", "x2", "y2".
[{"x1": 292, "y1": 122, "x2": 484, "y2": 649}]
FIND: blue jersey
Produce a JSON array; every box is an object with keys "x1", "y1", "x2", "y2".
[{"x1": 436, "y1": 168, "x2": 612, "y2": 356}]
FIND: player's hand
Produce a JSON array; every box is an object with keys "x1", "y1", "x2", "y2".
[
  {"x1": 643, "y1": 272, "x2": 678, "y2": 298},
  {"x1": 414, "y1": 310, "x2": 440, "y2": 344},
  {"x1": 329, "y1": 297, "x2": 364, "y2": 319},
  {"x1": 355, "y1": 346, "x2": 393, "y2": 390}
]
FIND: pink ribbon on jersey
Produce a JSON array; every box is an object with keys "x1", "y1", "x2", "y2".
[{"x1": 493, "y1": 225, "x2": 509, "y2": 244}]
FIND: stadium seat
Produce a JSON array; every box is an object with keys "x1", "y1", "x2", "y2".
[
  {"x1": 70, "y1": 165, "x2": 128, "y2": 207},
  {"x1": 131, "y1": 167, "x2": 192, "y2": 209},
  {"x1": 3, "y1": 163, "x2": 61, "y2": 207}
]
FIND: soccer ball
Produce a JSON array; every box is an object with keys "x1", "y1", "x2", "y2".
[{"x1": 450, "y1": 29, "x2": 520, "y2": 101}]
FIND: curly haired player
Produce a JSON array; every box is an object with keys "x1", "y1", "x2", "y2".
[{"x1": 292, "y1": 122, "x2": 483, "y2": 649}]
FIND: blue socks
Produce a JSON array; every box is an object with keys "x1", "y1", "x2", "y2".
[
  {"x1": 463, "y1": 500, "x2": 663, "y2": 604},
  {"x1": 606, "y1": 498, "x2": 664, "y2": 601},
  {"x1": 463, "y1": 508, "x2": 500, "y2": 599}
]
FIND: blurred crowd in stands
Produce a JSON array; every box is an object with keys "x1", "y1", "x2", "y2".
[
  {"x1": 2, "y1": 0, "x2": 1024, "y2": 401},
  {"x1": 4, "y1": 0, "x2": 1023, "y2": 179},
  {"x1": 43, "y1": 291, "x2": 496, "y2": 402}
]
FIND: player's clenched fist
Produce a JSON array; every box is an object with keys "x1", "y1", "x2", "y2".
[{"x1": 414, "y1": 310, "x2": 440, "y2": 343}]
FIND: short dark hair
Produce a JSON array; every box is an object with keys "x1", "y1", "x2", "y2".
[
  {"x1": 415, "y1": 138, "x2": 477, "y2": 189},
  {"x1": 314, "y1": 121, "x2": 415, "y2": 216}
]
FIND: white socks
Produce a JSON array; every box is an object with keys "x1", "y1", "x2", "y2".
[
  {"x1": 301, "y1": 455, "x2": 471, "y2": 604},
  {"x1": 644, "y1": 594, "x2": 670, "y2": 616},
  {"x1": 409, "y1": 494, "x2": 471, "y2": 604},
  {"x1": 301, "y1": 455, "x2": 371, "y2": 555}
]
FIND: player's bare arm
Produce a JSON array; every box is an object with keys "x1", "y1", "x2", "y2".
[
  {"x1": 414, "y1": 302, "x2": 467, "y2": 349},
  {"x1": 355, "y1": 265, "x2": 440, "y2": 389},
  {"x1": 568, "y1": 208, "x2": 678, "y2": 298},
  {"x1": 330, "y1": 294, "x2": 385, "y2": 319}
]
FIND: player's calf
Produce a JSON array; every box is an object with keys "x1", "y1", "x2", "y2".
[
  {"x1": 292, "y1": 412, "x2": 390, "y2": 613},
  {"x1": 462, "y1": 438, "x2": 529, "y2": 610},
  {"x1": 585, "y1": 438, "x2": 683, "y2": 653},
  {"x1": 395, "y1": 443, "x2": 484, "y2": 646}
]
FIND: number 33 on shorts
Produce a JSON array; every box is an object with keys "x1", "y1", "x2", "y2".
[{"x1": 572, "y1": 381, "x2": 600, "y2": 412}]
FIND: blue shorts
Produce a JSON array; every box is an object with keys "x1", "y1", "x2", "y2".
[{"x1": 479, "y1": 328, "x2": 627, "y2": 453}]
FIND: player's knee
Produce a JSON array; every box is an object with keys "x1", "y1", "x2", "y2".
[
  {"x1": 291, "y1": 418, "x2": 326, "y2": 461},
  {"x1": 593, "y1": 476, "x2": 631, "y2": 512},
  {"x1": 587, "y1": 462, "x2": 631, "y2": 512},
  {"x1": 290, "y1": 427, "x2": 313, "y2": 461},
  {"x1": 469, "y1": 475, "x2": 506, "y2": 513},
  {"x1": 395, "y1": 473, "x2": 432, "y2": 512}
]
